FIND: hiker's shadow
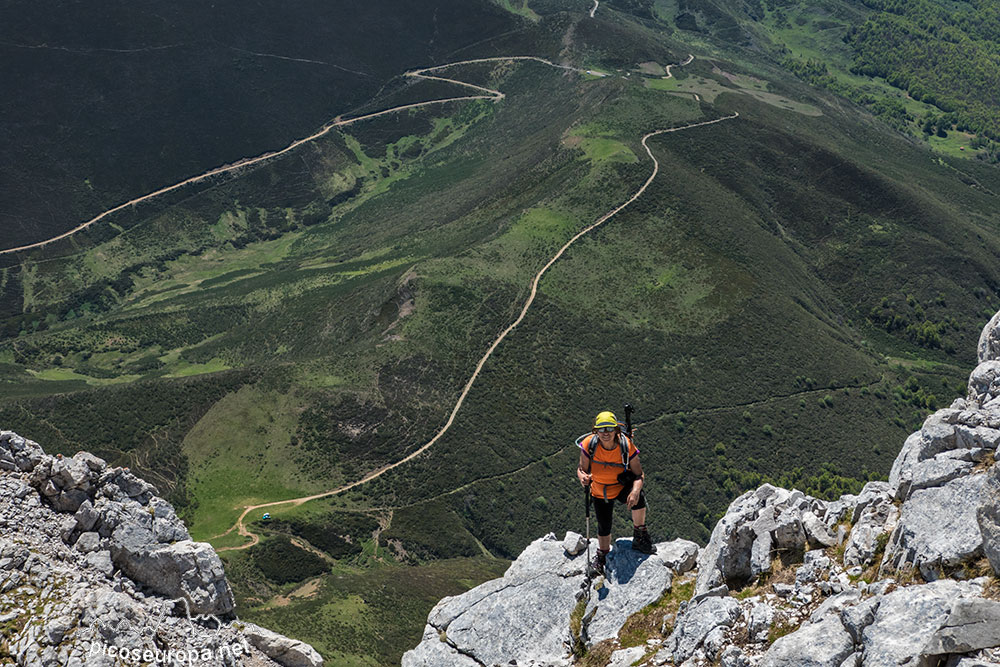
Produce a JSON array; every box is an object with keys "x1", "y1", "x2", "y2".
[{"x1": 603, "y1": 538, "x2": 651, "y2": 588}]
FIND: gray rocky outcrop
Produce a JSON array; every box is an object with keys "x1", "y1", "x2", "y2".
[
  {"x1": 882, "y1": 472, "x2": 990, "y2": 580},
  {"x1": 404, "y1": 533, "x2": 586, "y2": 667},
  {"x1": 759, "y1": 614, "x2": 854, "y2": 667},
  {"x1": 111, "y1": 525, "x2": 235, "y2": 615},
  {"x1": 0, "y1": 429, "x2": 238, "y2": 617},
  {"x1": 585, "y1": 538, "x2": 675, "y2": 643},
  {"x1": 923, "y1": 599, "x2": 1000, "y2": 657},
  {"x1": 979, "y1": 310, "x2": 1000, "y2": 364},
  {"x1": 0, "y1": 429, "x2": 322, "y2": 667},
  {"x1": 969, "y1": 361, "x2": 1000, "y2": 407},
  {"x1": 660, "y1": 593, "x2": 742, "y2": 663},
  {"x1": 695, "y1": 485, "x2": 845, "y2": 596},
  {"x1": 242, "y1": 623, "x2": 325, "y2": 667},
  {"x1": 980, "y1": 468, "x2": 1000, "y2": 578},
  {"x1": 860, "y1": 579, "x2": 983, "y2": 666},
  {"x1": 843, "y1": 483, "x2": 898, "y2": 567},
  {"x1": 608, "y1": 645, "x2": 647, "y2": 667},
  {"x1": 657, "y1": 538, "x2": 700, "y2": 574},
  {"x1": 403, "y1": 532, "x2": 699, "y2": 666}
]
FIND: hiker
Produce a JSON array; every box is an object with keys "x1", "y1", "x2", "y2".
[{"x1": 576, "y1": 410, "x2": 655, "y2": 575}]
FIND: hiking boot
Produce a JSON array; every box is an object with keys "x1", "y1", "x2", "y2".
[
  {"x1": 588, "y1": 549, "x2": 608, "y2": 577},
  {"x1": 632, "y1": 525, "x2": 656, "y2": 555}
]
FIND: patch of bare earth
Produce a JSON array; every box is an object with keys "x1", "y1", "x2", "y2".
[{"x1": 638, "y1": 61, "x2": 665, "y2": 76}]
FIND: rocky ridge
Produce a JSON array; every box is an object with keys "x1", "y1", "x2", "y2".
[
  {"x1": 404, "y1": 309, "x2": 1000, "y2": 667},
  {"x1": 0, "y1": 432, "x2": 323, "y2": 667}
]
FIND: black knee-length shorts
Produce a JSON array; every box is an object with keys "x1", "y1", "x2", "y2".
[{"x1": 592, "y1": 487, "x2": 646, "y2": 537}]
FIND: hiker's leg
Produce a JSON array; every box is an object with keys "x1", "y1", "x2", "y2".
[
  {"x1": 593, "y1": 496, "x2": 613, "y2": 551},
  {"x1": 630, "y1": 490, "x2": 647, "y2": 527}
]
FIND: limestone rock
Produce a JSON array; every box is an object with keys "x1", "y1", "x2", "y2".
[
  {"x1": 803, "y1": 510, "x2": 837, "y2": 547},
  {"x1": 911, "y1": 455, "x2": 976, "y2": 492},
  {"x1": 882, "y1": 473, "x2": 990, "y2": 580},
  {"x1": 608, "y1": 646, "x2": 647, "y2": 667},
  {"x1": 969, "y1": 361, "x2": 1000, "y2": 407},
  {"x1": 922, "y1": 598, "x2": 1000, "y2": 656},
  {"x1": 979, "y1": 309, "x2": 1000, "y2": 363},
  {"x1": 946, "y1": 660, "x2": 1000, "y2": 667},
  {"x1": 748, "y1": 601, "x2": 775, "y2": 642},
  {"x1": 696, "y1": 485, "x2": 824, "y2": 595},
  {"x1": 721, "y1": 646, "x2": 752, "y2": 667},
  {"x1": 75, "y1": 531, "x2": 100, "y2": 553},
  {"x1": 695, "y1": 488, "x2": 761, "y2": 594},
  {"x1": 408, "y1": 534, "x2": 583, "y2": 666},
  {"x1": 663, "y1": 595, "x2": 742, "y2": 663},
  {"x1": 562, "y1": 530, "x2": 587, "y2": 556},
  {"x1": 840, "y1": 596, "x2": 880, "y2": 644},
  {"x1": 695, "y1": 484, "x2": 836, "y2": 595},
  {"x1": 242, "y1": 622, "x2": 325, "y2": 667},
  {"x1": 759, "y1": 615, "x2": 854, "y2": 667},
  {"x1": 0, "y1": 429, "x2": 321, "y2": 667},
  {"x1": 810, "y1": 589, "x2": 861, "y2": 624},
  {"x1": 0, "y1": 431, "x2": 45, "y2": 472},
  {"x1": 978, "y1": 464, "x2": 1000, "y2": 576},
  {"x1": 844, "y1": 487, "x2": 898, "y2": 568},
  {"x1": 585, "y1": 538, "x2": 673, "y2": 643},
  {"x1": 860, "y1": 579, "x2": 980, "y2": 666},
  {"x1": 656, "y1": 539, "x2": 699, "y2": 574},
  {"x1": 111, "y1": 524, "x2": 235, "y2": 616},
  {"x1": 401, "y1": 625, "x2": 480, "y2": 667}
]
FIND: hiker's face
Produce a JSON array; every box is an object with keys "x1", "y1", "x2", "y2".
[{"x1": 597, "y1": 429, "x2": 615, "y2": 441}]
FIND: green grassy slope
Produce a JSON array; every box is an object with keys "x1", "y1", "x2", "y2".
[
  {"x1": 1, "y1": 1, "x2": 1000, "y2": 663},
  {"x1": 0, "y1": 0, "x2": 530, "y2": 247}
]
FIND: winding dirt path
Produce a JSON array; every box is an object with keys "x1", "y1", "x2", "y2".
[
  {"x1": 663, "y1": 54, "x2": 694, "y2": 79},
  {"x1": 590, "y1": 0, "x2": 599, "y2": 18},
  {"x1": 4, "y1": 47, "x2": 736, "y2": 551},
  {"x1": 213, "y1": 106, "x2": 739, "y2": 551},
  {"x1": 0, "y1": 57, "x2": 593, "y2": 257}
]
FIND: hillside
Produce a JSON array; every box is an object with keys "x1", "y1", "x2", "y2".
[{"x1": 1, "y1": 0, "x2": 1000, "y2": 663}]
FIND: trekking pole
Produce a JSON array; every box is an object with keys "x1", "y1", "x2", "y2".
[
  {"x1": 623, "y1": 403, "x2": 633, "y2": 437},
  {"x1": 584, "y1": 483, "x2": 592, "y2": 582}
]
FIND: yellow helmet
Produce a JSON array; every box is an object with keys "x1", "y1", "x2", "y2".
[{"x1": 594, "y1": 411, "x2": 618, "y2": 429}]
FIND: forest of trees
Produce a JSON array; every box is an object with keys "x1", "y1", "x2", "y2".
[{"x1": 847, "y1": 0, "x2": 1000, "y2": 140}]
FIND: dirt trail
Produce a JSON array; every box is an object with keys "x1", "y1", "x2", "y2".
[
  {"x1": 2, "y1": 57, "x2": 584, "y2": 256},
  {"x1": 213, "y1": 105, "x2": 739, "y2": 551},
  {"x1": 663, "y1": 54, "x2": 694, "y2": 79},
  {"x1": 2, "y1": 54, "x2": 609, "y2": 257},
  {"x1": 3, "y1": 45, "x2": 736, "y2": 551},
  {"x1": 590, "y1": 0, "x2": 599, "y2": 18}
]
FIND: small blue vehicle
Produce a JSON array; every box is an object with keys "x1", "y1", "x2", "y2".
[{"x1": 262, "y1": 513, "x2": 271, "y2": 521}]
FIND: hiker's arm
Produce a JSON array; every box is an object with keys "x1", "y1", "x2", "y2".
[
  {"x1": 577, "y1": 451, "x2": 591, "y2": 487},
  {"x1": 627, "y1": 456, "x2": 644, "y2": 505}
]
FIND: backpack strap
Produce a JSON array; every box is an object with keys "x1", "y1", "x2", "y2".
[{"x1": 586, "y1": 434, "x2": 598, "y2": 473}]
